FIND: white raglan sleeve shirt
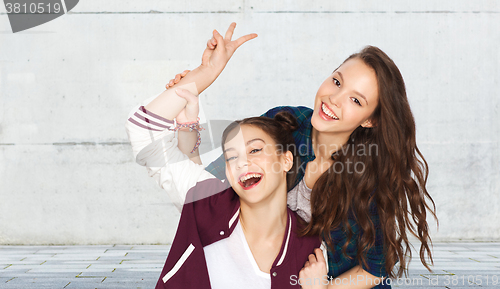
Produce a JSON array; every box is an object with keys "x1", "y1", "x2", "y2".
[{"x1": 124, "y1": 92, "x2": 218, "y2": 212}]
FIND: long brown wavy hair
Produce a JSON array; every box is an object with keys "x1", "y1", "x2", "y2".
[{"x1": 303, "y1": 46, "x2": 437, "y2": 278}]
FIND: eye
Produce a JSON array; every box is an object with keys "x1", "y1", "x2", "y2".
[
  {"x1": 351, "y1": 97, "x2": 362, "y2": 106},
  {"x1": 332, "y1": 77, "x2": 341, "y2": 87},
  {"x1": 249, "y1": 148, "x2": 262, "y2": 154},
  {"x1": 225, "y1": 156, "x2": 237, "y2": 162}
]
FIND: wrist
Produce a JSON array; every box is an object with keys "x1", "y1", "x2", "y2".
[
  {"x1": 176, "y1": 118, "x2": 200, "y2": 126},
  {"x1": 175, "y1": 117, "x2": 198, "y2": 124},
  {"x1": 174, "y1": 118, "x2": 202, "y2": 132},
  {"x1": 173, "y1": 118, "x2": 205, "y2": 153},
  {"x1": 178, "y1": 127, "x2": 195, "y2": 132},
  {"x1": 198, "y1": 64, "x2": 223, "y2": 79}
]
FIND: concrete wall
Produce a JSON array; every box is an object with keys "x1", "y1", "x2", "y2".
[{"x1": 0, "y1": 1, "x2": 498, "y2": 244}]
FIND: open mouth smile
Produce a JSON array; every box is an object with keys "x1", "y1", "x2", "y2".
[
  {"x1": 320, "y1": 102, "x2": 339, "y2": 120},
  {"x1": 238, "y1": 172, "x2": 263, "y2": 190}
]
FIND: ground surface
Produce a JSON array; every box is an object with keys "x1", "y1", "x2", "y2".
[{"x1": 1, "y1": 242, "x2": 499, "y2": 288}]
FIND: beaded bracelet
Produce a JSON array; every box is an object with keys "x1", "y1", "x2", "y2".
[{"x1": 171, "y1": 118, "x2": 204, "y2": 153}]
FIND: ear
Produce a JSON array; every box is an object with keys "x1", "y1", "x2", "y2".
[
  {"x1": 283, "y1": 151, "x2": 294, "y2": 172},
  {"x1": 361, "y1": 119, "x2": 375, "y2": 128}
]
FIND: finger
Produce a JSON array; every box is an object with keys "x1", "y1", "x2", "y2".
[
  {"x1": 308, "y1": 253, "x2": 317, "y2": 264},
  {"x1": 201, "y1": 47, "x2": 211, "y2": 65},
  {"x1": 304, "y1": 261, "x2": 310, "y2": 267},
  {"x1": 175, "y1": 88, "x2": 198, "y2": 103},
  {"x1": 233, "y1": 33, "x2": 258, "y2": 49},
  {"x1": 315, "y1": 248, "x2": 326, "y2": 263},
  {"x1": 207, "y1": 39, "x2": 215, "y2": 49},
  {"x1": 168, "y1": 79, "x2": 174, "y2": 86},
  {"x1": 213, "y1": 29, "x2": 225, "y2": 49},
  {"x1": 174, "y1": 74, "x2": 182, "y2": 83},
  {"x1": 299, "y1": 268, "x2": 306, "y2": 279},
  {"x1": 211, "y1": 37, "x2": 217, "y2": 46},
  {"x1": 180, "y1": 70, "x2": 190, "y2": 77},
  {"x1": 224, "y1": 22, "x2": 236, "y2": 40}
]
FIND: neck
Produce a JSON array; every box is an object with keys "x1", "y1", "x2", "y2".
[
  {"x1": 311, "y1": 127, "x2": 350, "y2": 159},
  {"x1": 238, "y1": 185, "x2": 288, "y2": 241}
]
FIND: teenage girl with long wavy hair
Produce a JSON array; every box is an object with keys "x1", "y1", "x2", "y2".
[{"x1": 163, "y1": 23, "x2": 437, "y2": 288}]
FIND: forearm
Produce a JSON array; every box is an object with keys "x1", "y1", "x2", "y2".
[
  {"x1": 178, "y1": 130, "x2": 202, "y2": 165},
  {"x1": 169, "y1": 65, "x2": 221, "y2": 94},
  {"x1": 126, "y1": 101, "x2": 213, "y2": 210},
  {"x1": 144, "y1": 66, "x2": 219, "y2": 119},
  {"x1": 327, "y1": 266, "x2": 383, "y2": 289}
]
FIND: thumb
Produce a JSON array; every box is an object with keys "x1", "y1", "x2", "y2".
[{"x1": 175, "y1": 88, "x2": 199, "y2": 104}]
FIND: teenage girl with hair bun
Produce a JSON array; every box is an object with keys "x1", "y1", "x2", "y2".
[{"x1": 126, "y1": 86, "x2": 324, "y2": 288}]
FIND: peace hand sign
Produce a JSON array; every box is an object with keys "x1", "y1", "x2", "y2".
[{"x1": 201, "y1": 22, "x2": 258, "y2": 72}]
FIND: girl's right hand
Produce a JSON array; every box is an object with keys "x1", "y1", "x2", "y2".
[
  {"x1": 299, "y1": 248, "x2": 328, "y2": 289},
  {"x1": 165, "y1": 23, "x2": 257, "y2": 89},
  {"x1": 201, "y1": 22, "x2": 258, "y2": 73}
]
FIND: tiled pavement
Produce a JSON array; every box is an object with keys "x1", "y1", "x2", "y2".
[
  {"x1": 0, "y1": 245, "x2": 165, "y2": 289},
  {"x1": 0, "y1": 242, "x2": 499, "y2": 288},
  {"x1": 391, "y1": 242, "x2": 500, "y2": 288}
]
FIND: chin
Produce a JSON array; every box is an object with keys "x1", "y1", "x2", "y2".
[
  {"x1": 238, "y1": 195, "x2": 265, "y2": 206},
  {"x1": 310, "y1": 114, "x2": 327, "y2": 131}
]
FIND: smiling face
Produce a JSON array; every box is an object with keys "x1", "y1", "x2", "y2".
[
  {"x1": 223, "y1": 124, "x2": 292, "y2": 205},
  {"x1": 311, "y1": 58, "x2": 380, "y2": 136}
]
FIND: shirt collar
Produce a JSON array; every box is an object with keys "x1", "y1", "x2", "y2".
[{"x1": 274, "y1": 209, "x2": 293, "y2": 267}]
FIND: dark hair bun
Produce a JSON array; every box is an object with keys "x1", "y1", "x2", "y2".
[{"x1": 273, "y1": 111, "x2": 299, "y2": 133}]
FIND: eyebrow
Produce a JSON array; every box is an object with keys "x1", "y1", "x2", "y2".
[
  {"x1": 223, "y1": 138, "x2": 265, "y2": 153},
  {"x1": 247, "y1": 138, "x2": 265, "y2": 145},
  {"x1": 223, "y1": 147, "x2": 235, "y2": 153},
  {"x1": 336, "y1": 71, "x2": 369, "y2": 106}
]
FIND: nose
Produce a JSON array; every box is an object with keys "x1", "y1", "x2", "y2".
[
  {"x1": 328, "y1": 92, "x2": 342, "y2": 108},
  {"x1": 236, "y1": 155, "x2": 249, "y2": 169}
]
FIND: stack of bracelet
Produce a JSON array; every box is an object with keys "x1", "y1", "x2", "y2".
[{"x1": 170, "y1": 118, "x2": 204, "y2": 153}]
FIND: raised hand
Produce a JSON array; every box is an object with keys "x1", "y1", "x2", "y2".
[
  {"x1": 165, "y1": 23, "x2": 257, "y2": 89},
  {"x1": 200, "y1": 22, "x2": 258, "y2": 73}
]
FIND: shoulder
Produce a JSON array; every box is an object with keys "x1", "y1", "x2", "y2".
[
  {"x1": 184, "y1": 178, "x2": 235, "y2": 207},
  {"x1": 261, "y1": 106, "x2": 313, "y2": 119},
  {"x1": 182, "y1": 180, "x2": 239, "y2": 233},
  {"x1": 289, "y1": 209, "x2": 321, "y2": 249}
]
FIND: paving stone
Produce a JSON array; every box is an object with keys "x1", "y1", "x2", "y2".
[
  {"x1": 3, "y1": 277, "x2": 70, "y2": 288},
  {"x1": 1, "y1": 243, "x2": 500, "y2": 288}
]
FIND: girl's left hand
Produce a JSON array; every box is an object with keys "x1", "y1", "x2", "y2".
[
  {"x1": 166, "y1": 70, "x2": 190, "y2": 89},
  {"x1": 174, "y1": 88, "x2": 199, "y2": 123},
  {"x1": 299, "y1": 248, "x2": 329, "y2": 289}
]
